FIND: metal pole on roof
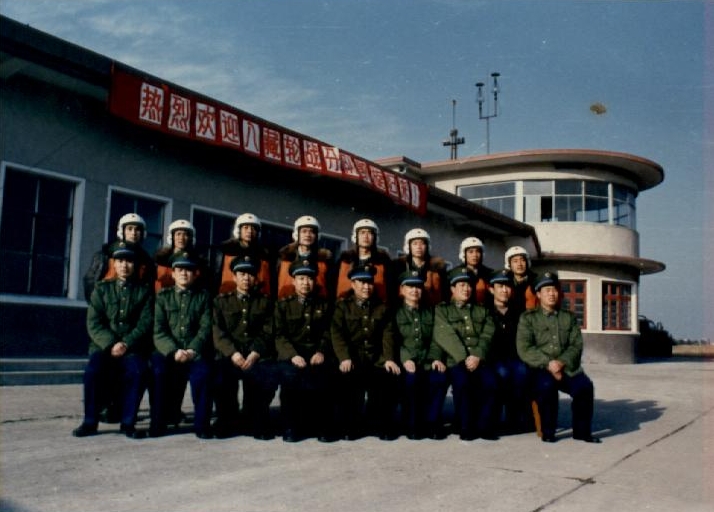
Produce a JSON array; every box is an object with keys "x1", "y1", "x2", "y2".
[
  {"x1": 442, "y1": 99, "x2": 465, "y2": 160},
  {"x1": 475, "y1": 72, "x2": 500, "y2": 154}
]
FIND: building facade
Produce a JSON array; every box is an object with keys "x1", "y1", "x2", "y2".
[
  {"x1": 0, "y1": 16, "x2": 536, "y2": 358},
  {"x1": 380, "y1": 151, "x2": 665, "y2": 363}
]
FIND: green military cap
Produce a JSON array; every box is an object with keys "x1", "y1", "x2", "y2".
[
  {"x1": 348, "y1": 264, "x2": 377, "y2": 282},
  {"x1": 489, "y1": 268, "x2": 514, "y2": 286},
  {"x1": 399, "y1": 270, "x2": 424, "y2": 287},
  {"x1": 534, "y1": 271, "x2": 559, "y2": 291},
  {"x1": 289, "y1": 258, "x2": 317, "y2": 277},
  {"x1": 447, "y1": 266, "x2": 475, "y2": 285},
  {"x1": 110, "y1": 241, "x2": 135, "y2": 260},
  {"x1": 170, "y1": 251, "x2": 197, "y2": 269},
  {"x1": 230, "y1": 255, "x2": 258, "y2": 276}
]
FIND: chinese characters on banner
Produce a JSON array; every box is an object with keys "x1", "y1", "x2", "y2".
[{"x1": 109, "y1": 65, "x2": 427, "y2": 214}]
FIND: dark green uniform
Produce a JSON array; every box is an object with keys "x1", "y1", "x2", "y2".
[
  {"x1": 81, "y1": 278, "x2": 152, "y2": 432},
  {"x1": 433, "y1": 301, "x2": 498, "y2": 439},
  {"x1": 331, "y1": 295, "x2": 399, "y2": 438},
  {"x1": 212, "y1": 291, "x2": 277, "y2": 437},
  {"x1": 516, "y1": 307, "x2": 596, "y2": 441},
  {"x1": 151, "y1": 286, "x2": 213, "y2": 436},
  {"x1": 275, "y1": 295, "x2": 334, "y2": 439}
]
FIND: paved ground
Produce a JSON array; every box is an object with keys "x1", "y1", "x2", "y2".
[{"x1": 1, "y1": 358, "x2": 713, "y2": 512}]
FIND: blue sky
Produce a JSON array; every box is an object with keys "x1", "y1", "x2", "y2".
[{"x1": 2, "y1": 0, "x2": 711, "y2": 340}]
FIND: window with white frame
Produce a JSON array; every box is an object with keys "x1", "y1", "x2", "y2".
[{"x1": 0, "y1": 166, "x2": 79, "y2": 296}]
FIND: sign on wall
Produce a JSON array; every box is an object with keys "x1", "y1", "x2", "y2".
[{"x1": 109, "y1": 64, "x2": 427, "y2": 215}]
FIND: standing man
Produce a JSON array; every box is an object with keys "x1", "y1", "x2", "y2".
[
  {"x1": 151, "y1": 251, "x2": 213, "y2": 439},
  {"x1": 154, "y1": 219, "x2": 208, "y2": 293},
  {"x1": 276, "y1": 215, "x2": 332, "y2": 300},
  {"x1": 335, "y1": 218, "x2": 393, "y2": 305},
  {"x1": 504, "y1": 246, "x2": 537, "y2": 314},
  {"x1": 392, "y1": 271, "x2": 449, "y2": 440},
  {"x1": 516, "y1": 271, "x2": 600, "y2": 444},
  {"x1": 216, "y1": 213, "x2": 272, "y2": 296},
  {"x1": 434, "y1": 266, "x2": 498, "y2": 441},
  {"x1": 275, "y1": 259, "x2": 335, "y2": 442},
  {"x1": 83, "y1": 213, "x2": 156, "y2": 302},
  {"x1": 72, "y1": 242, "x2": 152, "y2": 439},
  {"x1": 392, "y1": 228, "x2": 446, "y2": 306},
  {"x1": 453, "y1": 237, "x2": 493, "y2": 307},
  {"x1": 331, "y1": 264, "x2": 400, "y2": 440},
  {"x1": 488, "y1": 269, "x2": 532, "y2": 434},
  {"x1": 212, "y1": 256, "x2": 277, "y2": 439}
]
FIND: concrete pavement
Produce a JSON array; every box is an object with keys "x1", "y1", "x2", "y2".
[{"x1": 1, "y1": 359, "x2": 713, "y2": 512}]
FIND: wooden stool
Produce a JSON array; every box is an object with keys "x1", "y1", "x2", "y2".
[{"x1": 531, "y1": 400, "x2": 542, "y2": 438}]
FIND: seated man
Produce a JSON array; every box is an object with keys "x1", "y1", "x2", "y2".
[
  {"x1": 331, "y1": 264, "x2": 401, "y2": 440},
  {"x1": 212, "y1": 256, "x2": 278, "y2": 439},
  {"x1": 516, "y1": 271, "x2": 601, "y2": 444},
  {"x1": 488, "y1": 269, "x2": 532, "y2": 434},
  {"x1": 274, "y1": 259, "x2": 335, "y2": 442},
  {"x1": 392, "y1": 271, "x2": 449, "y2": 440},
  {"x1": 151, "y1": 251, "x2": 213, "y2": 439},
  {"x1": 434, "y1": 266, "x2": 498, "y2": 441},
  {"x1": 73, "y1": 242, "x2": 152, "y2": 439}
]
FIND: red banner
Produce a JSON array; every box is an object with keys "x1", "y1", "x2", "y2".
[{"x1": 108, "y1": 65, "x2": 427, "y2": 215}]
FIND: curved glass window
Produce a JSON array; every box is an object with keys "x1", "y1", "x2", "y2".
[
  {"x1": 457, "y1": 182, "x2": 515, "y2": 218},
  {"x1": 458, "y1": 179, "x2": 636, "y2": 228}
]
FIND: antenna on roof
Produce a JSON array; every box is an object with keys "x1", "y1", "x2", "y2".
[{"x1": 442, "y1": 99, "x2": 465, "y2": 160}]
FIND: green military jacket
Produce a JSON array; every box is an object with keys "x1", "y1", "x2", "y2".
[
  {"x1": 433, "y1": 301, "x2": 495, "y2": 367},
  {"x1": 516, "y1": 307, "x2": 583, "y2": 376},
  {"x1": 86, "y1": 278, "x2": 153, "y2": 355},
  {"x1": 274, "y1": 295, "x2": 332, "y2": 361},
  {"x1": 330, "y1": 295, "x2": 396, "y2": 368},
  {"x1": 393, "y1": 304, "x2": 439, "y2": 370},
  {"x1": 154, "y1": 286, "x2": 213, "y2": 360},
  {"x1": 212, "y1": 291, "x2": 274, "y2": 359}
]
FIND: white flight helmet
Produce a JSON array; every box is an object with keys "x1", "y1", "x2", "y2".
[
  {"x1": 292, "y1": 215, "x2": 321, "y2": 242},
  {"x1": 403, "y1": 228, "x2": 430, "y2": 254},
  {"x1": 232, "y1": 213, "x2": 261, "y2": 239},
  {"x1": 504, "y1": 246, "x2": 531, "y2": 269},
  {"x1": 351, "y1": 218, "x2": 379, "y2": 244},
  {"x1": 458, "y1": 237, "x2": 484, "y2": 263},
  {"x1": 116, "y1": 213, "x2": 147, "y2": 240},
  {"x1": 165, "y1": 219, "x2": 195, "y2": 245}
]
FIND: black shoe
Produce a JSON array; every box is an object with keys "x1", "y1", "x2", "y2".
[
  {"x1": 480, "y1": 432, "x2": 499, "y2": 441},
  {"x1": 317, "y1": 433, "x2": 339, "y2": 443},
  {"x1": 149, "y1": 424, "x2": 167, "y2": 438},
  {"x1": 120, "y1": 424, "x2": 146, "y2": 439},
  {"x1": 342, "y1": 431, "x2": 362, "y2": 441},
  {"x1": 541, "y1": 435, "x2": 557, "y2": 443},
  {"x1": 459, "y1": 431, "x2": 478, "y2": 441},
  {"x1": 428, "y1": 429, "x2": 448, "y2": 440},
  {"x1": 253, "y1": 431, "x2": 275, "y2": 441},
  {"x1": 72, "y1": 423, "x2": 98, "y2": 437},
  {"x1": 195, "y1": 430, "x2": 213, "y2": 440},
  {"x1": 574, "y1": 435, "x2": 602, "y2": 444},
  {"x1": 379, "y1": 431, "x2": 399, "y2": 441},
  {"x1": 282, "y1": 429, "x2": 300, "y2": 443},
  {"x1": 212, "y1": 421, "x2": 237, "y2": 439}
]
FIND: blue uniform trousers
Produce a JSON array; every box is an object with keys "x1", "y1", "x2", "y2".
[
  {"x1": 214, "y1": 358, "x2": 279, "y2": 434},
  {"x1": 492, "y1": 358, "x2": 532, "y2": 432},
  {"x1": 150, "y1": 353, "x2": 212, "y2": 435},
  {"x1": 82, "y1": 351, "x2": 147, "y2": 428},
  {"x1": 532, "y1": 369, "x2": 594, "y2": 439},
  {"x1": 277, "y1": 360, "x2": 335, "y2": 436},
  {"x1": 448, "y1": 362, "x2": 498, "y2": 437},
  {"x1": 335, "y1": 365, "x2": 400, "y2": 437},
  {"x1": 401, "y1": 368, "x2": 449, "y2": 435}
]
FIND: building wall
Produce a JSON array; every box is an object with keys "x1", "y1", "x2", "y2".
[
  {"x1": 533, "y1": 223, "x2": 639, "y2": 258},
  {"x1": 1, "y1": 72, "x2": 517, "y2": 357}
]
